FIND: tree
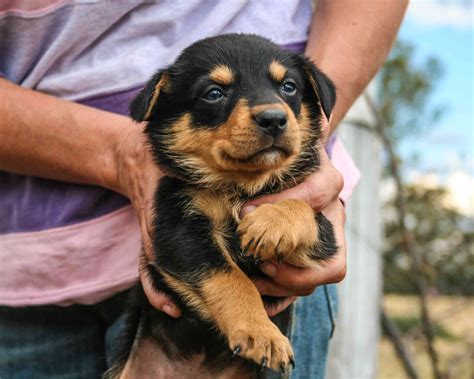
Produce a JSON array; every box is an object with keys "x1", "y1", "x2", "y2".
[
  {"x1": 377, "y1": 41, "x2": 443, "y2": 142},
  {"x1": 383, "y1": 184, "x2": 474, "y2": 295}
]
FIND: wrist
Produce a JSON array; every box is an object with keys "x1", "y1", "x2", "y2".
[
  {"x1": 113, "y1": 120, "x2": 164, "y2": 204},
  {"x1": 113, "y1": 120, "x2": 146, "y2": 197}
]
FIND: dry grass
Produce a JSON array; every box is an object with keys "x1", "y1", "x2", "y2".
[{"x1": 378, "y1": 294, "x2": 474, "y2": 379}]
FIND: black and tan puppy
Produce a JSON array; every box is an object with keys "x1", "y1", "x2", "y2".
[{"x1": 107, "y1": 34, "x2": 337, "y2": 378}]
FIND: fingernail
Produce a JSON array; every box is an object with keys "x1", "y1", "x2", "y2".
[
  {"x1": 163, "y1": 304, "x2": 176, "y2": 316},
  {"x1": 240, "y1": 205, "x2": 257, "y2": 217},
  {"x1": 260, "y1": 262, "x2": 277, "y2": 277}
]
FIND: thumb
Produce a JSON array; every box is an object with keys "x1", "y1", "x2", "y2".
[
  {"x1": 240, "y1": 205, "x2": 257, "y2": 218},
  {"x1": 139, "y1": 260, "x2": 182, "y2": 318}
]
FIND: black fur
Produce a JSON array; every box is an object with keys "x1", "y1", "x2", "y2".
[{"x1": 108, "y1": 34, "x2": 338, "y2": 377}]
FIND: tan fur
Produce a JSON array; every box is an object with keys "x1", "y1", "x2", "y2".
[
  {"x1": 238, "y1": 199, "x2": 320, "y2": 267},
  {"x1": 304, "y1": 67, "x2": 327, "y2": 120},
  {"x1": 269, "y1": 60, "x2": 287, "y2": 82},
  {"x1": 144, "y1": 74, "x2": 169, "y2": 121},
  {"x1": 187, "y1": 189, "x2": 238, "y2": 263},
  {"x1": 167, "y1": 100, "x2": 305, "y2": 195},
  {"x1": 189, "y1": 190, "x2": 233, "y2": 227},
  {"x1": 155, "y1": 267, "x2": 213, "y2": 321},
  {"x1": 209, "y1": 65, "x2": 235, "y2": 86},
  {"x1": 296, "y1": 103, "x2": 313, "y2": 146},
  {"x1": 201, "y1": 270, "x2": 294, "y2": 371}
]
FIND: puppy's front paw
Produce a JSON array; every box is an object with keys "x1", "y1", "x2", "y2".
[
  {"x1": 238, "y1": 199, "x2": 318, "y2": 264},
  {"x1": 229, "y1": 321, "x2": 294, "y2": 372}
]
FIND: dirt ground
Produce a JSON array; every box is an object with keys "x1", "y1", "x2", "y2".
[{"x1": 377, "y1": 294, "x2": 474, "y2": 379}]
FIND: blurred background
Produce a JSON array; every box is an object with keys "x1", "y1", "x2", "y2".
[{"x1": 324, "y1": 1, "x2": 473, "y2": 378}]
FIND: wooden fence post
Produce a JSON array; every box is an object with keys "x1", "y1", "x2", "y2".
[{"x1": 325, "y1": 96, "x2": 383, "y2": 379}]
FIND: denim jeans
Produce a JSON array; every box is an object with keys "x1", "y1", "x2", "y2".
[
  {"x1": 0, "y1": 291, "x2": 127, "y2": 379},
  {"x1": 0, "y1": 285, "x2": 337, "y2": 378},
  {"x1": 290, "y1": 284, "x2": 338, "y2": 379}
]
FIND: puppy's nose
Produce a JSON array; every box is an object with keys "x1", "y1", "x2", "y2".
[{"x1": 254, "y1": 109, "x2": 288, "y2": 138}]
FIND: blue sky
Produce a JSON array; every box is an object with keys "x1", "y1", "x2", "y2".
[{"x1": 395, "y1": 1, "x2": 473, "y2": 178}]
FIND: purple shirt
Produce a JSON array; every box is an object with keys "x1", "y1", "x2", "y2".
[{"x1": 0, "y1": 0, "x2": 359, "y2": 306}]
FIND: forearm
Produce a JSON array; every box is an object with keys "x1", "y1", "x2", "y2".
[
  {"x1": 306, "y1": 0, "x2": 408, "y2": 132},
  {"x1": 0, "y1": 78, "x2": 138, "y2": 194}
]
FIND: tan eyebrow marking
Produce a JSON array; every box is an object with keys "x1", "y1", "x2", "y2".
[
  {"x1": 269, "y1": 60, "x2": 287, "y2": 82},
  {"x1": 209, "y1": 65, "x2": 234, "y2": 85},
  {"x1": 144, "y1": 74, "x2": 169, "y2": 121}
]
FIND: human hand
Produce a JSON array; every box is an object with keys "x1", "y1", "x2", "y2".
[{"x1": 115, "y1": 123, "x2": 183, "y2": 318}]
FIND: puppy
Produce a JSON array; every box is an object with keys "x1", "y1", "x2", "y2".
[{"x1": 106, "y1": 34, "x2": 337, "y2": 379}]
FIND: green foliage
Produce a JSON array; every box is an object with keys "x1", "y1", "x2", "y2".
[
  {"x1": 383, "y1": 185, "x2": 474, "y2": 295},
  {"x1": 377, "y1": 40, "x2": 444, "y2": 141}
]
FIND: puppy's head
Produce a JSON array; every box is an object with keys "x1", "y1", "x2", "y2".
[{"x1": 131, "y1": 34, "x2": 335, "y2": 195}]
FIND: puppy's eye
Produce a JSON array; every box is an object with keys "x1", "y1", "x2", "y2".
[
  {"x1": 204, "y1": 88, "x2": 224, "y2": 102},
  {"x1": 281, "y1": 81, "x2": 297, "y2": 95}
]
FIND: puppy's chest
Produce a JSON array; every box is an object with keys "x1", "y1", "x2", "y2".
[{"x1": 187, "y1": 189, "x2": 245, "y2": 261}]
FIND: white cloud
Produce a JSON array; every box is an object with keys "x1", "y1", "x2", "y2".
[
  {"x1": 407, "y1": 170, "x2": 441, "y2": 188},
  {"x1": 408, "y1": 1, "x2": 474, "y2": 29},
  {"x1": 443, "y1": 170, "x2": 474, "y2": 216},
  {"x1": 380, "y1": 177, "x2": 397, "y2": 203},
  {"x1": 405, "y1": 169, "x2": 474, "y2": 216}
]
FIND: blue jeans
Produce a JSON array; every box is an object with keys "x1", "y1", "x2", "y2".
[
  {"x1": 0, "y1": 286, "x2": 337, "y2": 378},
  {"x1": 291, "y1": 284, "x2": 338, "y2": 379}
]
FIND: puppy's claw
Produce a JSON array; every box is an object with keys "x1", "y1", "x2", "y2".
[
  {"x1": 260, "y1": 357, "x2": 267, "y2": 371},
  {"x1": 290, "y1": 357, "x2": 296, "y2": 369},
  {"x1": 232, "y1": 345, "x2": 241, "y2": 358},
  {"x1": 280, "y1": 364, "x2": 286, "y2": 374},
  {"x1": 244, "y1": 239, "x2": 254, "y2": 252},
  {"x1": 254, "y1": 236, "x2": 263, "y2": 250},
  {"x1": 275, "y1": 247, "x2": 283, "y2": 263}
]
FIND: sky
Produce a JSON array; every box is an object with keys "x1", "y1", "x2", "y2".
[
  {"x1": 390, "y1": 0, "x2": 473, "y2": 214},
  {"x1": 397, "y1": 0, "x2": 473, "y2": 175}
]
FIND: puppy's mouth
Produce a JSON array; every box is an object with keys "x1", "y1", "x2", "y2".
[
  {"x1": 222, "y1": 144, "x2": 292, "y2": 166},
  {"x1": 223, "y1": 145, "x2": 290, "y2": 163}
]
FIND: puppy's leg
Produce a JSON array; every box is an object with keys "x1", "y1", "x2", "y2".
[
  {"x1": 238, "y1": 199, "x2": 337, "y2": 267},
  {"x1": 154, "y1": 264, "x2": 294, "y2": 372},
  {"x1": 200, "y1": 267, "x2": 294, "y2": 371}
]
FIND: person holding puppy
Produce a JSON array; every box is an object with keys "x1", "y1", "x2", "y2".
[{"x1": 0, "y1": 1, "x2": 407, "y2": 378}]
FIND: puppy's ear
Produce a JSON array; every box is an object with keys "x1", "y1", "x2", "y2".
[
  {"x1": 298, "y1": 57, "x2": 336, "y2": 120},
  {"x1": 130, "y1": 70, "x2": 168, "y2": 122}
]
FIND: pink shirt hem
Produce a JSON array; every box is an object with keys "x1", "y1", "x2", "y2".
[{"x1": 0, "y1": 206, "x2": 141, "y2": 306}]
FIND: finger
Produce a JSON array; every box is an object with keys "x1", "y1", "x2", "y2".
[
  {"x1": 263, "y1": 261, "x2": 323, "y2": 291},
  {"x1": 138, "y1": 210, "x2": 155, "y2": 262},
  {"x1": 253, "y1": 277, "x2": 298, "y2": 297},
  {"x1": 275, "y1": 260, "x2": 345, "y2": 290},
  {"x1": 139, "y1": 267, "x2": 182, "y2": 318},
  {"x1": 265, "y1": 296, "x2": 297, "y2": 317}
]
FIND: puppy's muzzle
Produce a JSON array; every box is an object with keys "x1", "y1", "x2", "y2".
[{"x1": 253, "y1": 109, "x2": 288, "y2": 138}]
